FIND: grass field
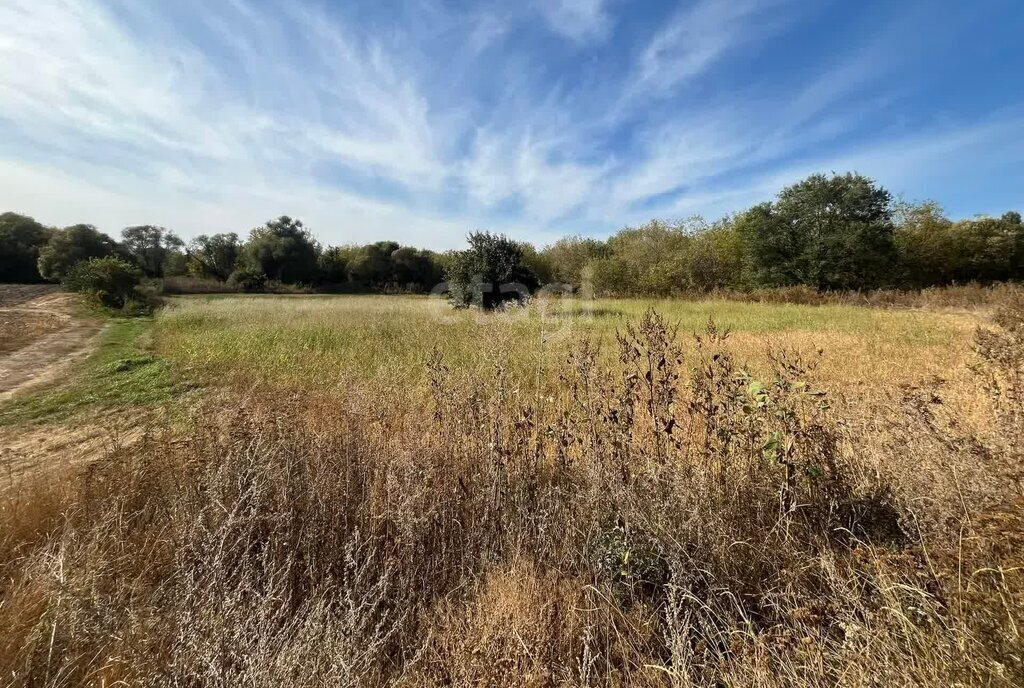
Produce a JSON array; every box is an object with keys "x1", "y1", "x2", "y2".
[
  {"x1": 154, "y1": 294, "x2": 981, "y2": 398},
  {"x1": 1, "y1": 290, "x2": 1021, "y2": 686}
]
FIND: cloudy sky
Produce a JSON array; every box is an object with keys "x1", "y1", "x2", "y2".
[{"x1": 1, "y1": 0, "x2": 1022, "y2": 248}]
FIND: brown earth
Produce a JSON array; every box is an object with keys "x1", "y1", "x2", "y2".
[{"x1": 0, "y1": 286, "x2": 106, "y2": 401}]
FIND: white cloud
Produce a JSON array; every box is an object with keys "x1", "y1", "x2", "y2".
[
  {"x1": 533, "y1": 0, "x2": 614, "y2": 43},
  {"x1": 635, "y1": 0, "x2": 791, "y2": 96}
]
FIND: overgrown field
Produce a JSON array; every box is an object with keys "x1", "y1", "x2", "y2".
[
  {"x1": 154, "y1": 294, "x2": 981, "y2": 396},
  {"x1": 0, "y1": 292, "x2": 1021, "y2": 686}
]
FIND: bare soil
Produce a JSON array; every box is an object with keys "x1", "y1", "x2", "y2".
[{"x1": 0, "y1": 286, "x2": 106, "y2": 401}]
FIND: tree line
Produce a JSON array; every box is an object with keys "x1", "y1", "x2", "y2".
[{"x1": 2, "y1": 172, "x2": 1022, "y2": 299}]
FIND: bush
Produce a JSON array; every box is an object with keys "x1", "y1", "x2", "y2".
[
  {"x1": 228, "y1": 267, "x2": 267, "y2": 293},
  {"x1": 62, "y1": 256, "x2": 143, "y2": 310},
  {"x1": 445, "y1": 232, "x2": 539, "y2": 309}
]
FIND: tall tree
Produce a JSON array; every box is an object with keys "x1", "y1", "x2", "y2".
[
  {"x1": 542, "y1": 235, "x2": 609, "y2": 288},
  {"x1": 121, "y1": 225, "x2": 185, "y2": 277},
  {"x1": 346, "y1": 241, "x2": 401, "y2": 287},
  {"x1": 37, "y1": 224, "x2": 122, "y2": 282},
  {"x1": 894, "y1": 200, "x2": 958, "y2": 287},
  {"x1": 738, "y1": 173, "x2": 897, "y2": 290},
  {"x1": 0, "y1": 212, "x2": 52, "y2": 282},
  {"x1": 242, "y1": 216, "x2": 320, "y2": 283},
  {"x1": 188, "y1": 233, "x2": 241, "y2": 281},
  {"x1": 390, "y1": 246, "x2": 443, "y2": 290}
]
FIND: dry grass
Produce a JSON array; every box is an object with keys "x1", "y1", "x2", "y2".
[
  {"x1": 0, "y1": 292, "x2": 1020, "y2": 686},
  {"x1": 153, "y1": 293, "x2": 981, "y2": 403}
]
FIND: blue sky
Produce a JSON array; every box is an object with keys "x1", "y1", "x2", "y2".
[{"x1": 1, "y1": 0, "x2": 1022, "y2": 248}]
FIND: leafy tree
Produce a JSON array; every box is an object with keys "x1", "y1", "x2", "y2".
[
  {"x1": 242, "y1": 216, "x2": 320, "y2": 283},
  {"x1": 228, "y1": 267, "x2": 267, "y2": 293},
  {"x1": 317, "y1": 246, "x2": 352, "y2": 286},
  {"x1": 318, "y1": 243, "x2": 443, "y2": 292},
  {"x1": 517, "y1": 242, "x2": 553, "y2": 286},
  {"x1": 445, "y1": 232, "x2": 539, "y2": 309},
  {"x1": 391, "y1": 246, "x2": 443, "y2": 290},
  {"x1": 121, "y1": 225, "x2": 185, "y2": 277},
  {"x1": 681, "y1": 219, "x2": 748, "y2": 291},
  {"x1": 188, "y1": 233, "x2": 241, "y2": 281},
  {"x1": 951, "y1": 212, "x2": 1024, "y2": 283},
  {"x1": 604, "y1": 220, "x2": 691, "y2": 295},
  {"x1": 37, "y1": 224, "x2": 122, "y2": 282},
  {"x1": 346, "y1": 241, "x2": 401, "y2": 288},
  {"x1": 62, "y1": 256, "x2": 142, "y2": 309},
  {"x1": 542, "y1": 235, "x2": 609, "y2": 288},
  {"x1": 589, "y1": 255, "x2": 631, "y2": 296},
  {"x1": 0, "y1": 212, "x2": 52, "y2": 282},
  {"x1": 738, "y1": 173, "x2": 897, "y2": 290},
  {"x1": 894, "y1": 201, "x2": 959, "y2": 286}
]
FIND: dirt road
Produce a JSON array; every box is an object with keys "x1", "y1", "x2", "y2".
[{"x1": 0, "y1": 285, "x2": 106, "y2": 401}]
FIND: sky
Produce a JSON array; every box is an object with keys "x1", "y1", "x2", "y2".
[{"x1": 1, "y1": 0, "x2": 1022, "y2": 249}]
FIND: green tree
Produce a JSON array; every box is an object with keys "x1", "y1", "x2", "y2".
[
  {"x1": 121, "y1": 225, "x2": 185, "y2": 277},
  {"x1": 188, "y1": 233, "x2": 241, "y2": 281},
  {"x1": 738, "y1": 173, "x2": 897, "y2": 290},
  {"x1": 0, "y1": 212, "x2": 52, "y2": 282},
  {"x1": 242, "y1": 216, "x2": 320, "y2": 283},
  {"x1": 317, "y1": 246, "x2": 353, "y2": 286},
  {"x1": 517, "y1": 242, "x2": 553, "y2": 286},
  {"x1": 894, "y1": 200, "x2": 958, "y2": 287},
  {"x1": 346, "y1": 241, "x2": 401, "y2": 288},
  {"x1": 228, "y1": 266, "x2": 267, "y2": 293},
  {"x1": 681, "y1": 219, "x2": 748, "y2": 291},
  {"x1": 950, "y1": 212, "x2": 1024, "y2": 283},
  {"x1": 37, "y1": 224, "x2": 122, "y2": 282},
  {"x1": 542, "y1": 235, "x2": 609, "y2": 288},
  {"x1": 391, "y1": 246, "x2": 443, "y2": 290},
  {"x1": 445, "y1": 232, "x2": 539, "y2": 309},
  {"x1": 603, "y1": 220, "x2": 691, "y2": 295},
  {"x1": 62, "y1": 256, "x2": 142, "y2": 309}
]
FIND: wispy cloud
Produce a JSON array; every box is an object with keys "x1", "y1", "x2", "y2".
[
  {"x1": 634, "y1": 0, "x2": 794, "y2": 96},
  {"x1": 533, "y1": 0, "x2": 615, "y2": 44},
  {"x1": 0, "y1": 0, "x2": 1020, "y2": 247}
]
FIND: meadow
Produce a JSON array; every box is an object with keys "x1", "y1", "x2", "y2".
[
  {"x1": 0, "y1": 290, "x2": 1021, "y2": 686},
  {"x1": 154, "y1": 294, "x2": 981, "y2": 396}
]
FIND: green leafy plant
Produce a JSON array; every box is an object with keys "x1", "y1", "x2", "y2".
[{"x1": 62, "y1": 256, "x2": 143, "y2": 310}]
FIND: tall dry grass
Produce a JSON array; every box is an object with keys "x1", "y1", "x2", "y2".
[{"x1": 0, "y1": 299, "x2": 1021, "y2": 686}]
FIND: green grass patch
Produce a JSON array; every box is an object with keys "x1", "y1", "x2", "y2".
[
  {"x1": 0, "y1": 317, "x2": 178, "y2": 426},
  {"x1": 153, "y1": 294, "x2": 978, "y2": 398}
]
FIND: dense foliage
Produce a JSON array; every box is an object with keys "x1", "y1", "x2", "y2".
[
  {"x1": 62, "y1": 256, "x2": 143, "y2": 309},
  {"x1": 37, "y1": 224, "x2": 123, "y2": 282},
  {"x1": 187, "y1": 232, "x2": 242, "y2": 281},
  {"x1": 121, "y1": 225, "x2": 186, "y2": 278},
  {"x1": 0, "y1": 212, "x2": 51, "y2": 283},
  {"x1": 241, "y1": 216, "x2": 321, "y2": 284},
  {"x1": 444, "y1": 231, "x2": 539, "y2": 308},
  {"x1": 2, "y1": 172, "x2": 1022, "y2": 295},
  {"x1": 737, "y1": 173, "x2": 897, "y2": 290}
]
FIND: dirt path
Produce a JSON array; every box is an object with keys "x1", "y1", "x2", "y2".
[{"x1": 0, "y1": 287, "x2": 106, "y2": 402}]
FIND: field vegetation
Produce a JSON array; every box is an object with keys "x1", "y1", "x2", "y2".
[{"x1": 0, "y1": 286, "x2": 1021, "y2": 686}]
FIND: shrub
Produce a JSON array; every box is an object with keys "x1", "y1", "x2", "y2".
[
  {"x1": 62, "y1": 256, "x2": 143, "y2": 310},
  {"x1": 445, "y1": 232, "x2": 539, "y2": 309},
  {"x1": 228, "y1": 267, "x2": 267, "y2": 293}
]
